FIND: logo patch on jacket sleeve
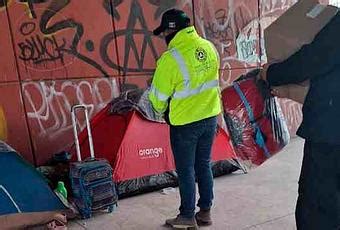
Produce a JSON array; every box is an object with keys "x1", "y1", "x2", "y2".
[{"x1": 195, "y1": 47, "x2": 207, "y2": 62}]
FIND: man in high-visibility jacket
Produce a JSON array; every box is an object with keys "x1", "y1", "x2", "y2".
[{"x1": 149, "y1": 8, "x2": 221, "y2": 229}]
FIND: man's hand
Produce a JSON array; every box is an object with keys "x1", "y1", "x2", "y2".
[
  {"x1": 270, "y1": 88, "x2": 281, "y2": 97},
  {"x1": 260, "y1": 63, "x2": 271, "y2": 81}
]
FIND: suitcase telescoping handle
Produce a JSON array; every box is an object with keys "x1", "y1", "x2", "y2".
[{"x1": 71, "y1": 104, "x2": 95, "y2": 161}]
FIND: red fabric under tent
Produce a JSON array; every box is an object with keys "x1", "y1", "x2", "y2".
[{"x1": 71, "y1": 105, "x2": 240, "y2": 197}]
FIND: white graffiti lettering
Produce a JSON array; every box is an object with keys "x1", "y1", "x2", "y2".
[{"x1": 23, "y1": 78, "x2": 119, "y2": 139}]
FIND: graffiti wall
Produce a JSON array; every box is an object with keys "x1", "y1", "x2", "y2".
[{"x1": 0, "y1": 0, "x2": 318, "y2": 165}]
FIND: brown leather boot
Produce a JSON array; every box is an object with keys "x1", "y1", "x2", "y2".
[
  {"x1": 195, "y1": 209, "x2": 212, "y2": 226},
  {"x1": 165, "y1": 215, "x2": 198, "y2": 229}
]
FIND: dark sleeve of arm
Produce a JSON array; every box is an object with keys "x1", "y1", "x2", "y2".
[{"x1": 267, "y1": 15, "x2": 340, "y2": 86}]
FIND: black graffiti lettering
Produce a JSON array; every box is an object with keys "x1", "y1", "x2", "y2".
[
  {"x1": 40, "y1": 0, "x2": 82, "y2": 49},
  {"x1": 100, "y1": 33, "x2": 118, "y2": 70},
  {"x1": 18, "y1": 0, "x2": 48, "y2": 19},
  {"x1": 148, "y1": 0, "x2": 176, "y2": 19},
  {"x1": 17, "y1": 34, "x2": 66, "y2": 64},
  {"x1": 24, "y1": 0, "x2": 36, "y2": 18},
  {"x1": 85, "y1": 40, "x2": 94, "y2": 52},
  {"x1": 100, "y1": 0, "x2": 159, "y2": 75},
  {"x1": 101, "y1": 30, "x2": 160, "y2": 73},
  {"x1": 18, "y1": 41, "x2": 35, "y2": 61},
  {"x1": 36, "y1": 0, "x2": 109, "y2": 77},
  {"x1": 16, "y1": 0, "x2": 162, "y2": 77},
  {"x1": 44, "y1": 35, "x2": 65, "y2": 63},
  {"x1": 20, "y1": 22, "x2": 36, "y2": 36},
  {"x1": 103, "y1": 0, "x2": 123, "y2": 20}
]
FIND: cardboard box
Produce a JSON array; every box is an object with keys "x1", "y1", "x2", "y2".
[
  {"x1": 271, "y1": 82, "x2": 310, "y2": 104},
  {"x1": 264, "y1": 0, "x2": 338, "y2": 103}
]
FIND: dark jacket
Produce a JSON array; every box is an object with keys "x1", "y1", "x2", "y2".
[{"x1": 267, "y1": 12, "x2": 340, "y2": 145}]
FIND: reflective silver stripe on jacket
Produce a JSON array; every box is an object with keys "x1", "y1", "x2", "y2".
[
  {"x1": 150, "y1": 85, "x2": 170, "y2": 102},
  {"x1": 173, "y1": 79, "x2": 219, "y2": 99},
  {"x1": 170, "y1": 49, "x2": 190, "y2": 89},
  {"x1": 170, "y1": 48, "x2": 219, "y2": 99}
]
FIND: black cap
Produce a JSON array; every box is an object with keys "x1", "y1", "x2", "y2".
[{"x1": 153, "y1": 9, "x2": 190, "y2": 36}]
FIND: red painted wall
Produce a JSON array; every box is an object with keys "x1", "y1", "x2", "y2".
[{"x1": 0, "y1": 0, "x2": 305, "y2": 165}]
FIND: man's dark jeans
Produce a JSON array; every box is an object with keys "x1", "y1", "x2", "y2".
[
  {"x1": 170, "y1": 116, "x2": 217, "y2": 218},
  {"x1": 296, "y1": 141, "x2": 340, "y2": 230}
]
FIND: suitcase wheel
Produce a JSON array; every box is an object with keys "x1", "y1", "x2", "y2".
[{"x1": 108, "y1": 204, "x2": 117, "y2": 213}]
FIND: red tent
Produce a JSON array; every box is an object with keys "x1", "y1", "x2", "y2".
[{"x1": 71, "y1": 105, "x2": 239, "y2": 197}]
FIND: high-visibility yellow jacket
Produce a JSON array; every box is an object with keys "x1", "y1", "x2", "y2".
[{"x1": 149, "y1": 26, "x2": 221, "y2": 125}]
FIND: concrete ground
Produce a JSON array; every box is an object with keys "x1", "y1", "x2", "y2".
[{"x1": 69, "y1": 138, "x2": 304, "y2": 230}]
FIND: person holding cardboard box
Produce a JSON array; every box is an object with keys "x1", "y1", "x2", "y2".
[{"x1": 261, "y1": 2, "x2": 340, "y2": 229}]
